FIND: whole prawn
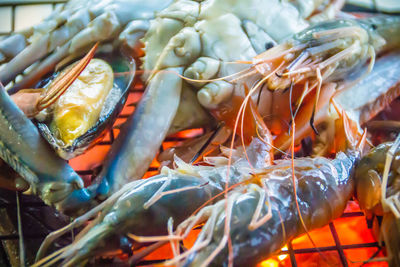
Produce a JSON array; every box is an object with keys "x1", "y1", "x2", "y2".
[
  {"x1": 33, "y1": 136, "x2": 271, "y2": 266},
  {"x1": 161, "y1": 117, "x2": 365, "y2": 266}
]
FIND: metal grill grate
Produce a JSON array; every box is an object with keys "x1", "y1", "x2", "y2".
[
  {"x1": 0, "y1": 1, "x2": 392, "y2": 266},
  {"x1": 0, "y1": 0, "x2": 67, "y2": 36}
]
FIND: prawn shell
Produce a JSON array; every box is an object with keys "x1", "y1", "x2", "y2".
[{"x1": 36, "y1": 51, "x2": 135, "y2": 160}]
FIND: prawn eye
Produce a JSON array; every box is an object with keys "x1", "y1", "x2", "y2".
[
  {"x1": 371, "y1": 24, "x2": 377, "y2": 30},
  {"x1": 119, "y1": 236, "x2": 133, "y2": 256},
  {"x1": 265, "y1": 42, "x2": 275, "y2": 50}
]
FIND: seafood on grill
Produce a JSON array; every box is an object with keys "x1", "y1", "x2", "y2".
[
  {"x1": 34, "y1": 46, "x2": 400, "y2": 265},
  {"x1": 355, "y1": 136, "x2": 400, "y2": 267},
  {"x1": 2, "y1": 2, "x2": 400, "y2": 265},
  {"x1": 0, "y1": 0, "x2": 388, "y2": 218},
  {"x1": 0, "y1": 43, "x2": 136, "y2": 215},
  {"x1": 34, "y1": 136, "x2": 271, "y2": 266}
]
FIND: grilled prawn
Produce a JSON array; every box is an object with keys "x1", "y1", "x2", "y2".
[
  {"x1": 165, "y1": 135, "x2": 363, "y2": 266},
  {"x1": 33, "y1": 110, "x2": 365, "y2": 267},
  {"x1": 34, "y1": 137, "x2": 271, "y2": 266}
]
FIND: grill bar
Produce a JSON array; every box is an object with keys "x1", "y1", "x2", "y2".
[
  {"x1": 278, "y1": 242, "x2": 381, "y2": 255},
  {"x1": 0, "y1": 0, "x2": 66, "y2": 7},
  {"x1": 287, "y1": 242, "x2": 298, "y2": 267},
  {"x1": 329, "y1": 222, "x2": 349, "y2": 267}
]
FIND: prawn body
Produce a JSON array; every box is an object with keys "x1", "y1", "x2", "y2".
[
  {"x1": 174, "y1": 151, "x2": 359, "y2": 266},
  {"x1": 33, "y1": 145, "x2": 260, "y2": 266}
]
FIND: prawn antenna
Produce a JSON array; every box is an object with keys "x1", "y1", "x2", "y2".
[
  {"x1": 190, "y1": 123, "x2": 224, "y2": 164},
  {"x1": 309, "y1": 68, "x2": 323, "y2": 135}
]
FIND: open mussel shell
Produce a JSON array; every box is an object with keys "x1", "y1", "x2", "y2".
[{"x1": 36, "y1": 50, "x2": 135, "y2": 160}]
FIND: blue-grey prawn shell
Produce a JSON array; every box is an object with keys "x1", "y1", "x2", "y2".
[{"x1": 0, "y1": 85, "x2": 92, "y2": 213}]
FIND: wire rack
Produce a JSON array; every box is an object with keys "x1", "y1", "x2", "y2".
[{"x1": 0, "y1": 0, "x2": 393, "y2": 266}]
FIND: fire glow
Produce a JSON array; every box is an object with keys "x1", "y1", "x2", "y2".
[{"x1": 258, "y1": 202, "x2": 388, "y2": 267}]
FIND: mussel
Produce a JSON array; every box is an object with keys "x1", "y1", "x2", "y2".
[{"x1": 26, "y1": 49, "x2": 135, "y2": 159}]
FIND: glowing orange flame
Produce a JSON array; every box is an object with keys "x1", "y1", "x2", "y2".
[{"x1": 259, "y1": 259, "x2": 281, "y2": 267}]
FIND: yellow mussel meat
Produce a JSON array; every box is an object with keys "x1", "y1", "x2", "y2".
[{"x1": 49, "y1": 58, "x2": 114, "y2": 146}]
